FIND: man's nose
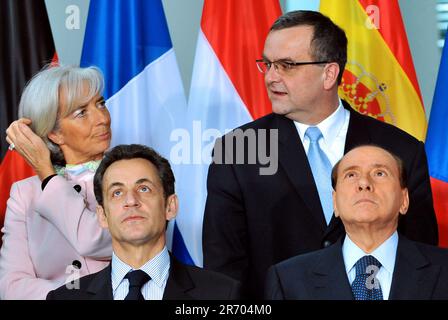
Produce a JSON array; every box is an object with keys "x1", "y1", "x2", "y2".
[
  {"x1": 124, "y1": 191, "x2": 140, "y2": 207},
  {"x1": 358, "y1": 175, "x2": 372, "y2": 191},
  {"x1": 265, "y1": 63, "x2": 281, "y2": 82}
]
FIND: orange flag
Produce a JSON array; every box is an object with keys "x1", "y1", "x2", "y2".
[{"x1": 320, "y1": 0, "x2": 427, "y2": 141}]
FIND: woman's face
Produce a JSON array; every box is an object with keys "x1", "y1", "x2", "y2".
[{"x1": 49, "y1": 88, "x2": 112, "y2": 164}]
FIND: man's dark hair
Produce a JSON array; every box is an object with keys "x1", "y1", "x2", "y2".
[
  {"x1": 270, "y1": 10, "x2": 347, "y2": 84},
  {"x1": 94, "y1": 144, "x2": 175, "y2": 207},
  {"x1": 331, "y1": 144, "x2": 408, "y2": 190}
]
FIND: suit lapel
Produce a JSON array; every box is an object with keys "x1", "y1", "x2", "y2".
[
  {"x1": 275, "y1": 114, "x2": 327, "y2": 229},
  {"x1": 163, "y1": 256, "x2": 195, "y2": 300},
  {"x1": 86, "y1": 264, "x2": 114, "y2": 300},
  {"x1": 389, "y1": 237, "x2": 440, "y2": 299},
  {"x1": 83, "y1": 258, "x2": 197, "y2": 300},
  {"x1": 275, "y1": 103, "x2": 373, "y2": 237},
  {"x1": 310, "y1": 239, "x2": 353, "y2": 299}
]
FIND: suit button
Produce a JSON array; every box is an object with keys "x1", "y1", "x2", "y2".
[
  {"x1": 73, "y1": 185, "x2": 81, "y2": 193},
  {"x1": 72, "y1": 260, "x2": 82, "y2": 269},
  {"x1": 323, "y1": 240, "x2": 332, "y2": 248}
]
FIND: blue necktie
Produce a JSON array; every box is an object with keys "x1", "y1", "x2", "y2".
[
  {"x1": 124, "y1": 270, "x2": 151, "y2": 300},
  {"x1": 351, "y1": 255, "x2": 383, "y2": 300},
  {"x1": 305, "y1": 127, "x2": 333, "y2": 224}
]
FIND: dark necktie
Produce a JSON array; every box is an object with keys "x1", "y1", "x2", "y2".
[
  {"x1": 351, "y1": 255, "x2": 383, "y2": 300},
  {"x1": 124, "y1": 270, "x2": 151, "y2": 300}
]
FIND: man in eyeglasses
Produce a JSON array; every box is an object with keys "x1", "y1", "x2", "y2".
[{"x1": 203, "y1": 10, "x2": 437, "y2": 299}]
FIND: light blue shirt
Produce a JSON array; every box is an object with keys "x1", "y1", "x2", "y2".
[
  {"x1": 342, "y1": 232, "x2": 398, "y2": 300},
  {"x1": 294, "y1": 99, "x2": 350, "y2": 166},
  {"x1": 111, "y1": 246, "x2": 170, "y2": 300}
]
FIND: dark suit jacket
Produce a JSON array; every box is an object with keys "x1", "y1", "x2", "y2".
[
  {"x1": 46, "y1": 256, "x2": 241, "y2": 300},
  {"x1": 265, "y1": 236, "x2": 448, "y2": 300},
  {"x1": 203, "y1": 101, "x2": 437, "y2": 299}
]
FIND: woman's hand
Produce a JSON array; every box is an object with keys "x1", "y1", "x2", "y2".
[{"x1": 6, "y1": 118, "x2": 55, "y2": 181}]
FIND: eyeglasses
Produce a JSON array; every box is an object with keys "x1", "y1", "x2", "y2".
[{"x1": 255, "y1": 59, "x2": 329, "y2": 75}]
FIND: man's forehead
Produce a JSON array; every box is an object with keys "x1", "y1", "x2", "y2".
[
  {"x1": 103, "y1": 159, "x2": 158, "y2": 184},
  {"x1": 339, "y1": 147, "x2": 398, "y2": 171}
]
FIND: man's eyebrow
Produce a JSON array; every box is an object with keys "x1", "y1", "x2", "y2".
[
  {"x1": 341, "y1": 163, "x2": 391, "y2": 172},
  {"x1": 105, "y1": 178, "x2": 158, "y2": 192},
  {"x1": 261, "y1": 54, "x2": 294, "y2": 62},
  {"x1": 370, "y1": 163, "x2": 392, "y2": 170},
  {"x1": 107, "y1": 182, "x2": 124, "y2": 191},
  {"x1": 341, "y1": 165, "x2": 359, "y2": 172},
  {"x1": 135, "y1": 178, "x2": 154, "y2": 186}
]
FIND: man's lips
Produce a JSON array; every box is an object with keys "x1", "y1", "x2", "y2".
[
  {"x1": 270, "y1": 88, "x2": 287, "y2": 96},
  {"x1": 122, "y1": 215, "x2": 146, "y2": 223},
  {"x1": 354, "y1": 199, "x2": 377, "y2": 205}
]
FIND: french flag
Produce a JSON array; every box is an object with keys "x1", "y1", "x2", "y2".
[
  {"x1": 80, "y1": 0, "x2": 187, "y2": 169},
  {"x1": 426, "y1": 30, "x2": 448, "y2": 247},
  {"x1": 173, "y1": 0, "x2": 282, "y2": 266}
]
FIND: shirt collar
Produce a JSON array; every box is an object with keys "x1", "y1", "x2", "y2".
[
  {"x1": 342, "y1": 231, "x2": 398, "y2": 275},
  {"x1": 294, "y1": 99, "x2": 346, "y2": 147},
  {"x1": 111, "y1": 246, "x2": 170, "y2": 291}
]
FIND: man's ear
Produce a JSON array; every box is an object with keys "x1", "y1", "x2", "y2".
[
  {"x1": 333, "y1": 190, "x2": 339, "y2": 218},
  {"x1": 323, "y1": 62, "x2": 340, "y2": 90},
  {"x1": 165, "y1": 194, "x2": 179, "y2": 221},
  {"x1": 96, "y1": 205, "x2": 109, "y2": 229},
  {"x1": 399, "y1": 188, "x2": 409, "y2": 215},
  {"x1": 48, "y1": 130, "x2": 64, "y2": 146}
]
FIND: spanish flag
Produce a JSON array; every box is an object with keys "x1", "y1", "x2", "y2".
[{"x1": 320, "y1": 0, "x2": 427, "y2": 141}]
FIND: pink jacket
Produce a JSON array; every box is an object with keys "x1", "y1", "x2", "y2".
[{"x1": 0, "y1": 174, "x2": 112, "y2": 299}]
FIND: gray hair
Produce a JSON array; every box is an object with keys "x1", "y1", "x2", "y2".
[{"x1": 18, "y1": 65, "x2": 104, "y2": 165}]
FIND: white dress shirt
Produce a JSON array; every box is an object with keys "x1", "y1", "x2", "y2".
[
  {"x1": 342, "y1": 232, "x2": 398, "y2": 300},
  {"x1": 294, "y1": 99, "x2": 350, "y2": 167},
  {"x1": 111, "y1": 246, "x2": 170, "y2": 300}
]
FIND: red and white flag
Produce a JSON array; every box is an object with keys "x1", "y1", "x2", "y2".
[{"x1": 173, "y1": 0, "x2": 282, "y2": 266}]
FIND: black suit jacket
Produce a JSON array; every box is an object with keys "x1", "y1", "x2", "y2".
[
  {"x1": 265, "y1": 236, "x2": 448, "y2": 300},
  {"x1": 46, "y1": 256, "x2": 241, "y2": 300},
  {"x1": 203, "y1": 101, "x2": 437, "y2": 299}
]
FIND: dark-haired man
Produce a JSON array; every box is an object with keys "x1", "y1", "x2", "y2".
[
  {"x1": 48, "y1": 144, "x2": 241, "y2": 300},
  {"x1": 203, "y1": 10, "x2": 437, "y2": 298}
]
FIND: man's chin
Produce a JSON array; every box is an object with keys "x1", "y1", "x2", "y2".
[
  {"x1": 123, "y1": 234, "x2": 152, "y2": 246},
  {"x1": 271, "y1": 104, "x2": 289, "y2": 115}
]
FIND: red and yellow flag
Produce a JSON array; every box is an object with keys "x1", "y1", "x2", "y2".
[{"x1": 320, "y1": 0, "x2": 427, "y2": 141}]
